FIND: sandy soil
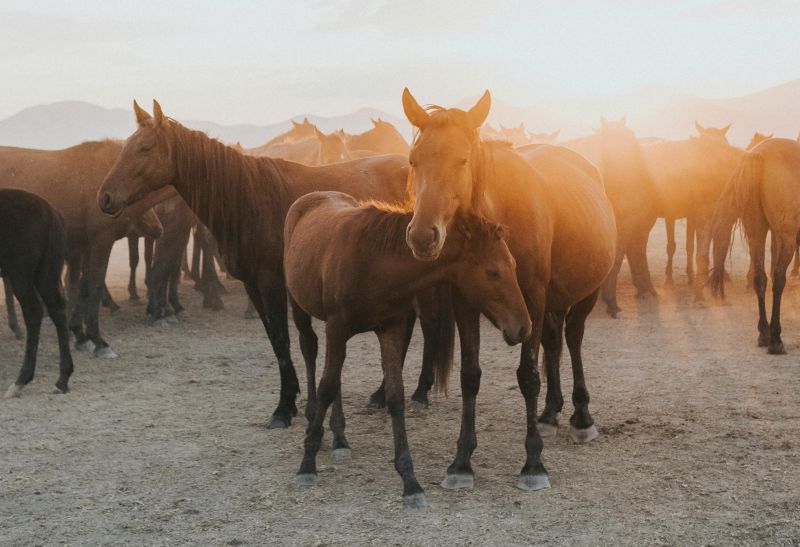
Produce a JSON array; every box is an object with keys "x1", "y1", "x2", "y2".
[{"x1": 2, "y1": 221, "x2": 799, "y2": 546}]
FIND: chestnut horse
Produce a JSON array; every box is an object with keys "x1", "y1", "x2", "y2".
[
  {"x1": 344, "y1": 118, "x2": 410, "y2": 156},
  {"x1": 1, "y1": 189, "x2": 73, "y2": 397},
  {"x1": 402, "y1": 90, "x2": 616, "y2": 491},
  {"x1": 707, "y1": 138, "x2": 800, "y2": 355},
  {"x1": 254, "y1": 127, "x2": 352, "y2": 165},
  {"x1": 285, "y1": 191, "x2": 530, "y2": 508},
  {"x1": 97, "y1": 101, "x2": 452, "y2": 429}
]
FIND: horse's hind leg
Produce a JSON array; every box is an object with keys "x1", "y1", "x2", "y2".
[
  {"x1": 767, "y1": 232, "x2": 794, "y2": 355},
  {"x1": 536, "y1": 311, "x2": 565, "y2": 436},
  {"x1": 37, "y1": 265, "x2": 74, "y2": 394},
  {"x1": 84, "y1": 240, "x2": 117, "y2": 358},
  {"x1": 628, "y1": 221, "x2": 658, "y2": 298},
  {"x1": 5, "y1": 275, "x2": 42, "y2": 398},
  {"x1": 101, "y1": 283, "x2": 120, "y2": 313},
  {"x1": 686, "y1": 216, "x2": 696, "y2": 285},
  {"x1": 601, "y1": 224, "x2": 628, "y2": 317},
  {"x1": 368, "y1": 308, "x2": 416, "y2": 409},
  {"x1": 664, "y1": 218, "x2": 675, "y2": 288},
  {"x1": 791, "y1": 242, "x2": 800, "y2": 277},
  {"x1": 128, "y1": 234, "x2": 140, "y2": 301},
  {"x1": 3, "y1": 277, "x2": 23, "y2": 340},
  {"x1": 565, "y1": 290, "x2": 601, "y2": 443},
  {"x1": 747, "y1": 221, "x2": 770, "y2": 348},
  {"x1": 377, "y1": 319, "x2": 427, "y2": 508}
]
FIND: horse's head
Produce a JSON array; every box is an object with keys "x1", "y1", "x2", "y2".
[
  {"x1": 595, "y1": 115, "x2": 635, "y2": 139},
  {"x1": 528, "y1": 129, "x2": 560, "y2": 144},
  {"x1": 694, "y1": 122, "x2": 732, "y2": 144},
  {"x1": 98, "y1": 100, "x2": 175, "y2": 216},
  {"x1": 402, "y1": 88, "x2": 491, "y2": 260},
  {"x1": 315, "y1": 127, "x2": 352, "y2": 164},
  {"x1": 368, "y1": 118, "x2": 410, "y2": 154},
  {"x1": 499, "y1": 123, "x2": 529, "y2": 146},
  {"x1": 746, "y1": 131, "x2": 772, "y2": 151},
  {"x1": 454, "y1": 216, "x2": 531, "y2": 345}
]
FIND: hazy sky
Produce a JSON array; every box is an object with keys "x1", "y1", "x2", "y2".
[{"x1": 1, "y1": 0, "x2": 798, "y2": 124}]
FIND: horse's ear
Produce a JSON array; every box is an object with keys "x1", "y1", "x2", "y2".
[
  {"x1": 133, "y1": 100, "x2": 151, "y2": 125},
  {"x1": 402, "y1": 88, "x2": 430, "y2": 128},
  {"x1": 314, "y1": 126, "x2": 325, "y2": 140},
  {"x1": 467, "y1": 90, "x2": 491, "y2": 129},
  {"x1": 551, "y1": 129, "x2": 561, "y2": 141},
  {"x1": 600, "y1": 116, "x2": 609, "y2": 128},
  {"x1": 303, "y1": 117, "x2": 310, "y2": 125},
  {"x1": 695, "y1": 121, "x2": 705, "y2": 134},
  {"x1": 371, "y1": 117, "x2": 377, "y2": 126},
  {"x1": 721, "y1": 123, "x2": 731, "y2": 137},
  {"x1": 152, "y1": 100, "x2": 165, "y2": 128},
  {"x1": 292, "y1": 120, "x2": 301, "y2": 128},
  {"x1": 767, "y1": 133, "x2": 773, "y2": 139}
]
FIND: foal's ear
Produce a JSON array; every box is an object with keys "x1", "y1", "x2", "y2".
[
  {"x1": 152, "y1": 100, "x2": 165, "y2": 128},
  {"x1": 402, "y1": 88, "x2": 430, "y2": 129},
  {"x1": 695, "y1": 121, "x2": 706, "y2": 135},
  {"x1": 133, "y1": 100, "x2": 151, "y2": 125},
  {"x1": 467, "y1": 91, "x2": 491, "y2": 129}
]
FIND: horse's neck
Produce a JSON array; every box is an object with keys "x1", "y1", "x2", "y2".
[{"x1": 378, "y1": 249, "x2": 460, "y2": 301}]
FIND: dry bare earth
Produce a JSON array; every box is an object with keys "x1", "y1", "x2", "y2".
[{"x1": 1, "y1": 221, "x2": 799, "y2": 546}]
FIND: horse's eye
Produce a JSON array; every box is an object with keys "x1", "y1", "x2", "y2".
[{"x1": 485, "y1": 269, "x2": 500, "y2": 281}]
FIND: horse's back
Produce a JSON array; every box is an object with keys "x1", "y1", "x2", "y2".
[
  {"x1": 0, "y1": 189, "x2": 65, "y2": 274},
  {"x1": 749, "y1": 139, "x2": 800, "y2": 229}
]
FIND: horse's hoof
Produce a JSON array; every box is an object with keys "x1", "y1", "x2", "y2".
[
  {"x1": 4, "y1": 383, "x2": 23, "y2": 399},
  {"x1": 75, "y1": 340, "x2": 96, "y2": 352},
  {"x1": 295, "y1": 473, "x2": 318, "y2": 489},
  {"x1": 408, "y1": 399, "x2": 427, "y2": 412},
  {"x1": 165, "y1": 314, "x2": 179, "y2": 324},
  {"x1": 570, "y1": 424, "x2": 599, "y2": 444},
  {"x1": 108, "y1": 306, "x2": 120, "y2": 314},
  {"x1": 13, "y1": 329, "x2": 24, "y2": 340},
  {"x1": 768, "y1": 342, "x2": 786, "y2": 355},
  {"x1": 693, "y1": 300, "x2": 707, "y2": 309},
  {"x1": 403, "y1": 493, "x2": 429, "y2": 509},
  {"x1": 757, "y1": 334, "x2": 770, "y2": 347},
  {"x1": 267, "y1": 415, "x2": 290, "y2": 429},
  {"x1": 516, "y1": 473, "x2": 550, "y2": 491},
  {"x1": 95, "y1": 347, "x2": 119, "y2": 359},
  {"x1": 366, "y1": 396, "x2": 386, "y2": 410},
  {"x1": 129, "y1": 295, "x2": 140, "y2": 302},
  {"x1": 441, "y1": 473, "x2": 474, "y2": 490},
  {"x1": 332, "y1": 448, "x2": 352, "y2": 463},
  {"x1": 537, "y1": 422, "x2": 558, "y2": 437},
  {"x1": 176, "y1": 311, "x2": 188, "y2": 321},
  {"x1": 153, "y1": 318, "x2": 169, "y2": 330},
  {"x1": 52, "y1": 384, "x2": 69, "y2": 395}
]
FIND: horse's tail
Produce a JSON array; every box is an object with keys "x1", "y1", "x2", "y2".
[
  {"x1": 709, "y1": 153, "x2": 763, "y2": 298},
  {"x1": 431, "y1": 283, "x2": 455, "y2": 395}
]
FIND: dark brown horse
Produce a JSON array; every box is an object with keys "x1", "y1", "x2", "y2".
[
  {"x1": 0, "y1": 141, "x2": 169, "y2": 358},
  {"x1": 97, "y1": 100, "x2": 451, "y2": 428},
  {"x1": 1, "y1": 189, "x2": 73, "y2": 397},
  {"x1": 564, "y1": 117, "x2": 658, "y2": 316},
  {"x1": 402, "y1": 90, "x2": 617, "y2": 491},
  {"x1": 285, "y1": 191, "x2": 530, "y2": 508},
  {"x1": 708, "y1": 138, "x2": 800, "y2": 354}
]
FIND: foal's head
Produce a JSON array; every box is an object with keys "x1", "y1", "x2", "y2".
[
  {"x1": 402, "y1": 88, "x2": 491, "y2": 261},
  {"x1": 452, "y1": 216, "x2": 531, "y2": 345},
  {"x1": 98, "y1": 100, "x2": 176, "y2": 215}
]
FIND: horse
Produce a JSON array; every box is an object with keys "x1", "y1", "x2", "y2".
[
  {"x1": 97, "y1": 100, "x2": 453, "y2": 429},
  {"x1": 707, "y1": 138, "x2": 800, "y2": 355},
  {"x1": 285, "y1": 191, "x2": 530, "y2": 508},
  {"x1": 747, "y1": 132, "x2": 773, "y2": 151},
  {"x1": 402, "y1": 89, "x2": 617, "y2": 491},
  {"x1": 1, "y1": 189, "x2": 74, "y2": 397},
  {"x1": 253, "y1": 127, "x2": 352, "y2": 165},
  {"x1": 564, "y1": 116, "x2": 658, "y2": 316},
  {"x1": 526, "y1": 130, "x2": 561, "y2": 145},
  {"x1": 257, "y1": 117, "x2": 317, "y2": 150},
  {"x1": 643, "y1": 123, "x2": 742, "y2": 298},
  {"x1": 0, "y1": 141, "x2": 170, "y2": 358},
  {"x1": 344, "y1": 118, "x2": 410, "y2": 156}
]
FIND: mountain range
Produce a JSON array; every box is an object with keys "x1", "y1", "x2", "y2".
[{"x1": 1, "y1": 80, "x2": 799, "y2": 150}]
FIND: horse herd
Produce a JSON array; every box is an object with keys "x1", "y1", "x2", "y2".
[{"x1": 1, "y1": 89, "x2": 799, "y2": 509}]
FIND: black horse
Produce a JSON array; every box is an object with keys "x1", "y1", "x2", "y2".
[{"x1": 0, "y1": 189, "x2": 74, "y2": 396}]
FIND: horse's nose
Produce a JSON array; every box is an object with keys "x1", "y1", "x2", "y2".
[
  {"x1": 518, "y1": 323, "x2": 532, "y2": 342},
  {"x1": 99, "y1": 192, "x2": 112, "y2": 213},
  {"x1": 406, "y1": 224, "x2": 440, "y2": 256}
]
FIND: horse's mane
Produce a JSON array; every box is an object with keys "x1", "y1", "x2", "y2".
[{"x1": 164, "y1": 119, "x2": 290, "y2": 265}]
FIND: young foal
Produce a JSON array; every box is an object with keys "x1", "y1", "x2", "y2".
[
  {"x1": 285, "y1": 191, "x2": 531, "y2": 508},
  {"x1": 1, "y1": 189, "x2": 73, "y2": 396}
]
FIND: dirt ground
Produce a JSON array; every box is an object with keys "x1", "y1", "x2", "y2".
[{"x1": 2, "y1": 220, "x2": 799, "y2": 546}]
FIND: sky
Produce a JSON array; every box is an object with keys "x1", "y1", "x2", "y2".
[{"x1": 1, "y1": 0, "x2": 799, "y2": 124}]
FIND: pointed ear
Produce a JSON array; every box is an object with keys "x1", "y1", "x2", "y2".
[
  {"x1": 767, "y1": 133, "x2": 773, "y2": 139},
  {"x1": 695, "y1": 121, "x2": 705, "y2": 134},
  {"x1": 551, "y1": 129, "x2": 561, "y2": 141},
  {"x1": 152, "y1": 100, "x2": 165, "y2": 128},
  {"x1": 134, "y1": 100, "x2": 151, "y2": 125},
  {"x1": 314, "y1": 126, "x2": 325, "y2": 140},
  {"x1": 600, "y1": 116, "x2": 609, "y2": 127},
  {"x1": 500, "y1": 123, "x2": 508, "y2": 131},
  {"x1": 620, "y1": 115, "x2": 627, "y2": 126},
  {"x1": 303, "y1": 117, "x2": 310, "y2": 125},
  {"x1": 721, "y1": 123, "x2": 731, "y2": 137},
  {"x1": 402, "y1": 88, "x2": 430, "y2": 128},
  {"x1": 467, "y1": 90, "x2": 491, "y2": 129}
]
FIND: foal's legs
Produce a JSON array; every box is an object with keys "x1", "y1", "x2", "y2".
[
  {"x1": 297, "y1": 320, "x2": 348, "y2": 487},
  {"x1": 536, "y1": 311, "x2": 565, "y2": 436},
  {"x1": 367, "y1": 308, "x2": 415, "y2": 408},
  {"x1": 565, "y1": 290, "x2": 600, "y2": 443},
  {"x1": 4, "y1": 275, "x2": 43, "y2": 398},
  {"x1": 664, "y1": 218, "x2": 676, "y2": 288},
  {"x1": 441, "y1": 291, "x2": 482, "y2": 490},
  {"x1": 245, "y1": 278, "x2": 300, "y2": 429},
  {"x1": 127, "y1": 234, "x2": 140, "y2": 301},
  {"x1": 3, "y1": 277, "x2": 23, "y2": 340},
  {"x1": 766, "y1": 232, "x2": 795, "y2": 355},
  {"x1": 377, "y1": 319, "x2": 427, "y2": 508}
]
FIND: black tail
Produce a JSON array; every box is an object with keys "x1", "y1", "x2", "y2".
[{"x1": 431, "y1": 283, "x2": 455, "y2": 395}]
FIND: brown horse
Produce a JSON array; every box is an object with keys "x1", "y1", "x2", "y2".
[
  {"x1": 97, "y1": 100, "x2": 452, "y2": 428},
  {"x1": 252, "y1": 127, "x2": 352, "y2": 165},
  {"x1": 285, "y1": 190, "x2": 530, "y2": 508},
  {"x1": 564, "y1": 116, "x2": 658, "y2": 316},
  {"x1": 0, "y1": 141, "x2": 168, "y2": 358},
  {"x1": 644, "y1": 124, "x2": 743, "y2": 298},
  {"x1": 258, "y1": 117, "x2": 317, "y2": 150},
  {"x1": 526, "y1": 130, "x2": 561, "y2": 145},
  {"x1": 402, "y1": 89, "x2": 616, "y2": 491},
  {"x1": 747, "y1": 132, "x2": 773, "y2": 151},
  {"x1": 708, "y1": 138, "x2": 800, "y2": 355},
  {"x1": 344, "y1": 118, "x2": 410, "y2": 156}
]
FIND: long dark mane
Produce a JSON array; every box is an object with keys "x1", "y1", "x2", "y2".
[{"x1": 164, "y1": 120, "x2": 291, "y2": 271}]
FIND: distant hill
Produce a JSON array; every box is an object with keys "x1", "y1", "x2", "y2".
[
  {"x1": 0, "y1": 101, "x2": 410, "y2": 150},
  {"x1": 2, "y1": 80, "x2": 799, "y2": 150}
]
